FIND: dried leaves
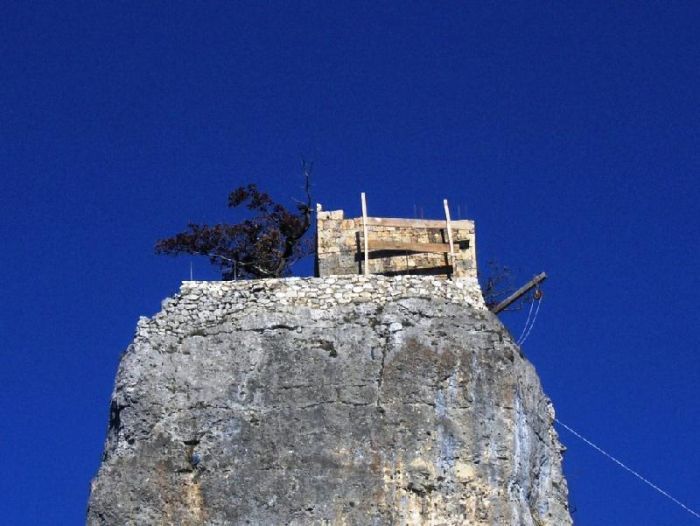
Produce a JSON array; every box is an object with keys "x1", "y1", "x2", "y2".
[{"x1": 156, "y1": 166, "x2": 313, "y2": 279}]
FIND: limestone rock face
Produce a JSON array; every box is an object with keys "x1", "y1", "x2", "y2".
[{"x1": 88, "y1": 277, "x2": 571, "y2": 525}]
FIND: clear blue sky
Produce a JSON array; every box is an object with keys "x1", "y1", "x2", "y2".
[{"x1": 2, "y1": 2, "x2": 698, "y2": 524}]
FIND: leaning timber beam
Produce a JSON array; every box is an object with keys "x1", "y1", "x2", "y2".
[{"x1": 490, "y1": 272, "x2": 547, "y2": 314}]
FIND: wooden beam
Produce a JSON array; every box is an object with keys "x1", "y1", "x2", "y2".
[
  {"x1": 382, "y1": 265, "x2": 453, "y2": 276},
  {"x1": 443, "y1": 199, "x2": 455, "y2": 271},
  {"x1": 361, "y1": 193, "x2": 369, "y2": 276},
  {"x1": 359, "y1": 217, "x2": 474, "y2": 230},
  {"x1": 366, "y1": 240, "x2": 452, "y2": 253},
  {"x1": 490, "y1": 272, "x2": 547, "y2": 314}
]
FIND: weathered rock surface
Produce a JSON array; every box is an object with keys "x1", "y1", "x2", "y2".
[{"x1": 88, "y1": 277, "x2": 571, "y2": 525}]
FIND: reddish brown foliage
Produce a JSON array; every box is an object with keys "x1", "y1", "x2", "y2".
[{"x1": 155, "y1": 166, "x2": 313, "y2": 279}]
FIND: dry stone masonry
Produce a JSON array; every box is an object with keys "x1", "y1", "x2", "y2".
[
  {"x1": 88, "y1": 276, "x2": 571, "y2": 525},
  {"x1": 140, "y1": 276, "x2": 485, "y2": 339}
]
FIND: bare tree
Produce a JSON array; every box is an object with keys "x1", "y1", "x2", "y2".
[{"x1": 480, "y1": 260, "x2": 516, "y2": 310}]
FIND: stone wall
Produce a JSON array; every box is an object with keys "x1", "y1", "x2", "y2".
[
  {"x1": 137, "y1": 276, "x2": 485, "y2": 341},
  {"x1": 316, "y1": 207, "x2": 476, "y2": 279}
]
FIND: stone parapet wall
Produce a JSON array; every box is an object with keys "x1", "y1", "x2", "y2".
[{"x1": 136, "y1": 276, "x2": 485, "y2": 340}]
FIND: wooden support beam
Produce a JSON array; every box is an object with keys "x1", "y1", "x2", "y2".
[
  {"x1": 382, "y1": 265, "x2": 453, "y2": 276},
  {"x1": 443, "y1": 199, "x2": 455, "y2": 272},
  {"x1": 366, "y1": 240, "x2": 452, "y2": 254},
  {"x1": 361, "y1": 192, "x2": 369, "y2": 276},
  {"x1": 490, "y1": 272, "x2": 547, "y2": 314}
]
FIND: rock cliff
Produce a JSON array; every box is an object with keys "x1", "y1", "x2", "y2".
[{"x1": 87, "y1": 276, "x2": 571, "y2": 525}]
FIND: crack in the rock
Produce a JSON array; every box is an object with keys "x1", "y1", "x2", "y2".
[
  {"x1": 376, "y1": 333, "x2": 388, "y2": 409},
  {"x1": 299, "y1": 400, "x2": 335, "y2": 409},
  {"x1": 299, "y1": 399, "x2": 373, "y2": 409},
  {"x1": 247, "y1": 324, "x2": 300, "y2": 333}
]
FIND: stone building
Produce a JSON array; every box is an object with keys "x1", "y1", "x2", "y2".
[{"x1": 316, "y1": 204, "x2": 476, "y2": 279}]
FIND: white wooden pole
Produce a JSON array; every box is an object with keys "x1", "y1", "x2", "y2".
[
  {"x1": 361, "y1": 192, "x2": 369, "y2": 276},
  {"x1": 443, "y1": 199, "x2": 455, "y2": 275}
]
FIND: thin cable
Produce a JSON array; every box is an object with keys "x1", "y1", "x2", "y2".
[
  {"x1": 555, "y1": 417, "x2": 700, "y2": 520},
  {"x1": 519, "y1": 297, "x2": 542, "y2": 346},
  {"x1": 516, "y1": 297, "x2": 536, "y2": 345}
]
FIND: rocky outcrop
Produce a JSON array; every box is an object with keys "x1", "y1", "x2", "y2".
[{"x1": 88, "y1": 276, "x2": 571, "y2": 525}]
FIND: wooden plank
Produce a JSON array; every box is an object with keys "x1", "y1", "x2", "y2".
[
  {"x1": 443, "y1": 199, "x2": 455, "y2": 269},
  {"x1": 361, "y1": 193, "x2": 369, "y2": 276},
  {"x1": 359, "y1": 217, "x2": 473, "y2": 229},
  {"x1": 366, "y1": 240, "x2": 452, "y2": 253},
  {"x1": 491, "y1": 272, "x2": 547, "y2": 314},
  {"x1": 382, "y1": 265, "x2": 453, "y2": 276}
]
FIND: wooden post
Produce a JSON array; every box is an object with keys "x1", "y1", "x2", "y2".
[
  {"x1": 361, "y1": 192, "x2": 369, "y2": 276},
  {"x1": 491, "y1": 272, "x2": 547, "y2": 314},
  {"x1": 443, "y1": 199, "x2": 455, "y2": 274}
]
